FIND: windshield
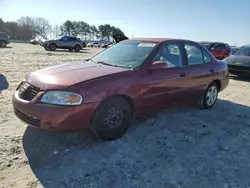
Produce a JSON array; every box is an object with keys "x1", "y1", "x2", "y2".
[
  {"x1": 91, "y1": 41, "x2": 158, "y2": 68},
  {"x1": 234, "y1": 46, "x2": 250, "y2": 56},
  {"x1": 231, "y1": 47, "x2": 240, "y2": 54}
]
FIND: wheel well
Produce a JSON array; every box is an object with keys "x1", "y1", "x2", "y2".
[
  {"x1": 49, "y1": 43, "x2": 57, "y2": 47},
  {"x1": 213, "y1": 80, "x2": 221, "y2": 91},
  {"x1": 102, "y1": 95, "x2": 135, "y2": 115},
  {"x1": 0, "y1": 40, "x2": 7, "y2": 44}
]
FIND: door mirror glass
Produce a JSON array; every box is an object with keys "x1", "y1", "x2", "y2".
[{"x1": 148, "y1": 61, "x2": 168, "y2": 70}]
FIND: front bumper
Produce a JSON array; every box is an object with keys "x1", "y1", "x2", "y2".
[{"x1": 12, "y1": 90, "x2": 99, "y2": 131}]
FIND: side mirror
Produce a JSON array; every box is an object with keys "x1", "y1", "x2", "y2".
[{"x1": 148, "y1": 61, "x2": 167, "y2": 70}]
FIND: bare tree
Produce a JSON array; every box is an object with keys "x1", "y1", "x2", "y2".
[
  {"x1": 34, "y1": 17, "x2": 52, "y2": 39},
  {"x1": 17, "y1": 16, "x2": 52, "y2": 39},
  {"x1": 52, "y1": 25, "x2": 61, "y2": 38},
  {"x1": 17, "y1": 16, "x2": 37, "y2": 38}
]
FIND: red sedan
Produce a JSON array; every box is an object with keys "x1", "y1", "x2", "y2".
[
  {"x1": 12, "y1": 38, "x2": 229, "y2": 140},
  {"x1": 201, "y1": 42, "x2": 231, "y2": 60}
]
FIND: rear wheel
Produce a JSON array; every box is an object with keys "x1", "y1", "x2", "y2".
[
  {"x1": 0, "y1": 40, "x2": 7, "y2": 47},
  {"x1": 74, "y1": 45, "x2": 81, "y2": 52},
  {"x1": 91, "y1": 97, "x2": 132, "y2": 140},
  {"x1": 49, "y1": 43, "x2": 56, "y2": 51},
  {"x1": 200, "y1": 82, "x2": 218, "y2": 109}
]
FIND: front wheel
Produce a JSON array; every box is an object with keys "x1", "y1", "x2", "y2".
[
  {"x1": 91, "y1": 97, "x2": 132, "y2": 140},
  {"x1": 49, "y1": 43, "x2": 56, "y2": 51},
  {"x1": 0, "y1": 40, "x2": 7, "y2": 47},
  {"x1": 201, "y1": 82, "x2": 218, "y2": 109}
]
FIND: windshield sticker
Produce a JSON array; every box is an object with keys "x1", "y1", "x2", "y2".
[{"x1": 138, "y1": 43, "x2": 156, "y2": 47}]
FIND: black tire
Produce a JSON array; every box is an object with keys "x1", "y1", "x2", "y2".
[
  {"x1": 49, "y1": 43, "x2": 56, "y2": 51},
  {"x1": 74, "y1": 45, "x2": 81, "y2": 52},
  {"x1": 200, "y1": 82, "x2": 219, "y2": 109},
  {"x1": 0, "y1": 40, "x2": 7, "y2": 47},
  {"x1": 91, "y1": 97, "x2": 132, "y2": 140}
]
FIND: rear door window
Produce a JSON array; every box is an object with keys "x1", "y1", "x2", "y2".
[
  {"x1": 202, "y1": 49, "x2": 212, "y2": 63},
  {"x1": 69, "y1": 37, "x2": 77, "y2": 41},
  {"x1": 184, "y1": 43, "x2": 204, "y2": 65}
]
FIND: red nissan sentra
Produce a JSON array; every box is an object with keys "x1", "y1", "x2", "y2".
[{"x1": 12, "y1": 38, "x2": 229, "y2": 140}]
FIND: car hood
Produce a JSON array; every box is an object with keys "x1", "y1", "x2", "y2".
[
  {"x1": 26, "y1": 61, "x2": 130, "y2": 90},
  {"x1": 225, "y1": 55, "x2": 250, "y2": 66}
]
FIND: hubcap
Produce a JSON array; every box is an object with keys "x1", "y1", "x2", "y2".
[
  {"x1": 50, "y1": 44, "x2": 56, "y2": 50},
  {"x1": 103, "y1": 107, "x2": 124, "y2": 130},
  {"x1": 206, "y1": 86, "x2": 217, "y2": 106}
]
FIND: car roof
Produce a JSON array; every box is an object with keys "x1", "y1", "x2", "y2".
[
  {"x1": 63, "y1": 35, "x2": 77, "y2": 38},
  {"x1": 127, "y1": 37, "x2": 197, "y2": 43},
  {"x1": 242, "y1": 44, "x2": 250, "y2": 47},
  {"x1": 0, "y1": 32, "x2": 7, "y2": 35},
  {"x1": 200, "y1": 41, "x2": 226, "y2": 44}
]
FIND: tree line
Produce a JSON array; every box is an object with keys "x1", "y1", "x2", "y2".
[{"x1": 0, "y1": 16, "x2": 126, "y2": 41}]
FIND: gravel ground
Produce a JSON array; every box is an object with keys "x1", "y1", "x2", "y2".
[{"x1": 0, "y1": 43, "x2": 250, "y2": 188}]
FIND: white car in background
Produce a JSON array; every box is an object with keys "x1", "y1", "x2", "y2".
[{"x1": 87, "y1": 42, "x2": 101, "y2": 47}]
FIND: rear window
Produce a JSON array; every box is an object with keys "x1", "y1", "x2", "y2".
[{"x1": 214, "y1": 44, "x2": 227, "y2": 50}]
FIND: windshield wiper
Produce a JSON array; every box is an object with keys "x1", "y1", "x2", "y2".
[
  {"x1": 97, "y1": 61, "x2": 117, "y2": 67},
  {"x1": 88, "y1": 59, "x2": 130, "y2": 69},
  {"x1": 87, "y1": 59, "x2": 97, "y2": 64},
  {"x1": 87, "y1": 59, "x2": 112, "y2": 66}
]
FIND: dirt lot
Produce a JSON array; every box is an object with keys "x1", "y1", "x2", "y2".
[{"x1": 0, "y1": 43, "x2": 250, "y2": 188}]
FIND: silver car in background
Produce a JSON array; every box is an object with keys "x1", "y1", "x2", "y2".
[
  {"x1": 224, "y1": 44, "x2": 250, "y2": 75},
  {"x1": 0, "y1": 32, "x2": 10, "y2": 47},
  {"x1": 43, "y1": 36, "x2": 84, "y2": 52}
]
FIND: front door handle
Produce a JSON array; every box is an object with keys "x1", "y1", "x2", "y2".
[
  {"x1": 180, "y1": 72, "x2": 186, "y2": 77},
  {"x1": 209, "y1": 68, "x2": 214, "y2": 72}
]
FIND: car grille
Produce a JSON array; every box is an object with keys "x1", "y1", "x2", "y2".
[
  {"x1": 17, "y1": 82, "x2": 40, "y2": 101},
  {"x1": 14, "y1": 108, "x2": 41, "y2": 127}
]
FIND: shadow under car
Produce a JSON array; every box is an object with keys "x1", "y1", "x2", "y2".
[{"x1": 22, "y1": 99, "x2": 250, "y2": 188}]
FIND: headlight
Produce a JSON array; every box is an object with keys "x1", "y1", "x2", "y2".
[{"x1": 41, "y1": 91, "x2": 82, "y2": 105}]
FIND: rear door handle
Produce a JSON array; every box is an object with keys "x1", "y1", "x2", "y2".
[
  {"x1": 180, "y1": 72, "x2": 186, "y2": 77},
  {"x1": 209, "y1": 68, "x2": 214, "y2": 72}
]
